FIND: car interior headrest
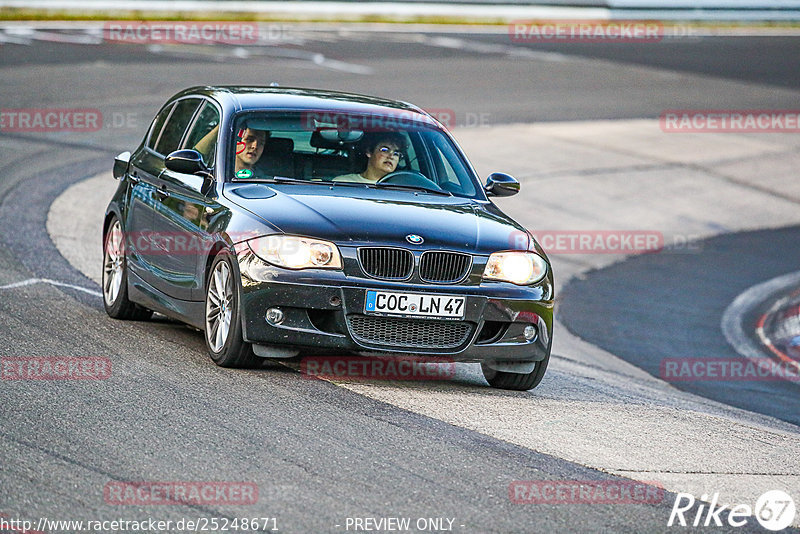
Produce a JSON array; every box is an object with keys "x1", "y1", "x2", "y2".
[
  {"x1": 310, "y1": 128, "x2": 363, "y2": 150},
  {"x1": 264, "y1": 137, "x2": 294, "y2": 155}
]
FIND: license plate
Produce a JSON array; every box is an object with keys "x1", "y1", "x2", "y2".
[{"x1": 364, "y1": 290, "x2": 465, "y2": 319}]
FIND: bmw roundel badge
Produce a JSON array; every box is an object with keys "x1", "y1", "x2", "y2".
[{"x1": 406, "y1": 234, "x2": 424, "y2": 245}]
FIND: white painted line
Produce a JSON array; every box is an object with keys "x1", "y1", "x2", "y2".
[
  {"x1": 609, "y1": 8, "x2": 800, "y2": 21},
  {"x1": 0, "y1": 278, "x2": 102, "y2": 297},
  {"x1": 4, "y1": 0, "x2": 800, "y2": 21},
  {"x1": 313, "y1": 56, "x2": 374, "y2": 75},
  {"x1": 0, "y1": 32, "x2": 31, "y2": 45},
  {"x1": 754, "y1": 289, "x2": 800, "y2": 365},
  {"x1": 421, "y1": 34, "x2": 570, "y2": 62},
  {"x1": 0, "y1": 0, "x2": 610, "y2": 20},
  {"x1": 28, "y1": 30, "x2": 102, "y2": 44},
  {"x1": 610, "y1": 0, "x2": 800, "y2": 6},
  {"x1": 144, "y1": 42, "x2": 374, "y2": 74}
]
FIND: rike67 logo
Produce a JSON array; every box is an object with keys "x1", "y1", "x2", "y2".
[{"x1": 668, "y1": 490, "x2": 796, "y2": 531}]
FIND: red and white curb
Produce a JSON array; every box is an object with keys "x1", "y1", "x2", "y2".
[{"x1": 722, "y1": 271, "x2": 800, "y2": 378}]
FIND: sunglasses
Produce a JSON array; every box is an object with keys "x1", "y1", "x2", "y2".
[{"x1": 377, "y1": 146, "x2": 403, "y2": 159}]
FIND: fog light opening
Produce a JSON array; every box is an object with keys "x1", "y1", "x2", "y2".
[
  {"x1": 523, "y1": 324, "x2": 537, "y2": 341},
  {"x1": 266, "y1": 307, "x2": 284, "y2": 325}
]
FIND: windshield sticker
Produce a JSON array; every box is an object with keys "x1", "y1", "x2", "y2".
[{"x1": 236, "y1": 169, "x2": 253, "y2": 179}]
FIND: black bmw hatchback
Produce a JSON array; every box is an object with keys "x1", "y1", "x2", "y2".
[{"x1": 103, "y1": 86, "x2": 553, "y2": 390}]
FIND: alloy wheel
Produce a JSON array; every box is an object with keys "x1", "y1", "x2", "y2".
[
  {"x1": 103, "y1": 220, "x2": 124, "y2": 306},
  {"x1": 206, "y1": 260, "x2": 233, "y2": 352}
]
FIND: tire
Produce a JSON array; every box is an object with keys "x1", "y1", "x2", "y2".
[
  {"x1": 102, "y1": 217, "x2": 153, "y2": 321},
  {"x1": 481, "y1": 355, "x2": 550, "y2": 391},
  {"x1": 204, "y1": 251, "x2": 259, "y2": 368}
]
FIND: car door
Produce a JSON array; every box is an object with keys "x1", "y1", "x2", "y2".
[
  {"x1": 125, "y1": 102, "x2": 173, "y2": 285},
  {"x1": 150, "y1": 99, "x2": 219, "y2": 301}
]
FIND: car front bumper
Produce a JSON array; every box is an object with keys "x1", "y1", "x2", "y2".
[{"x1": 237, "y1": 251, "x2": 553, "y2": 363}]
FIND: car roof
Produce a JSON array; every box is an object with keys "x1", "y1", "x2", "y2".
[{"x1": 172, "y1": 86, "x2": 438, "y2": 126}]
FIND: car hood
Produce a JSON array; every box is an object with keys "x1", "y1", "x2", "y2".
[{"x1": 223, "y1": 183, "x2": 527, "y2": 254}]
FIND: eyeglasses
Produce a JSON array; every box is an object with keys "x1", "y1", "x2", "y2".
[{"x1": 377, "y1": 146, "x2": 403, "y2": 159}]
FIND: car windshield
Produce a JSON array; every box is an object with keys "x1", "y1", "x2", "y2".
[{"x1": 229, "y1": 111, "x2": 481, "y2": 199}]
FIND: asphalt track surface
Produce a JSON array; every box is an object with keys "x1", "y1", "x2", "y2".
[
  {"x1": 1, "y1": 27, "x2": 799, "y2": 533},
  {"x1": 559, "y1": 226, "x2": 800, "y2": 427}
]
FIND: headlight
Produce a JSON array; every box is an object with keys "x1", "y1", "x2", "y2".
[
  {"x1": 483, "y1": 252, "x2": 547, "y2": 285},
  {"x1": 247, "y1": 235, "x2": 342, "y2": 270}
]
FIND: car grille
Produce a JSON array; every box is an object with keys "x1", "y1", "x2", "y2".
[
  {"x1": 347, "y1": 315, "x2": 473, "y2": 349},
  {"x1": 419, "y1": 251, "x2": 472, "y2": 283},
  {"x1": 359, "y1": 248, "x2": 413, "y2": 280},
  {"x1": 359, "y1": 247, "x2": 473, "y2": 283}
]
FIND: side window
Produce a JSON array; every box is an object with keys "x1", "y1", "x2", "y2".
[
  {"x1": 401, "y1": 133, "x2": 421, "y2": 173},
  {"x1": 434, "y1": 145, "x2": 459, "y2": 184},
  {"x1": 431, "y1": 136, "x2": 476, "y2": 196},
  {"x1": 154, "y1": 98, "x2": 201, "y2": 156},
  {"x1": 146, "y1": 103, "x2": 173, "y2": 150},
  {"x1": 407, "y1": 133, "x2": 432, "y2": 179},
  {"x1": 184, "y1": 102, "x2": 221, "y2": 165}
]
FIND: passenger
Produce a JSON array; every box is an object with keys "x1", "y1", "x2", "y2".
[
  {"x1": 190, "y1": 124, "x2": 218, "y2": 164},
  {"x1": 334, "y1": 133, "x2": 406, "y2": 183}
]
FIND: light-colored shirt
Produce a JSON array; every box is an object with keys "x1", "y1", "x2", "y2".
[{"x1": 332, "y1": 173, "x2": 376, "y2": 183}]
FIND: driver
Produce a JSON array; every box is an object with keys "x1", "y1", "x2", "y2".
[{"x1": 334, "y1": 133, "x2": 406, "y2": 183}]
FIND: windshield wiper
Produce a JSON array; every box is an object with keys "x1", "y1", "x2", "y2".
[
  {"x1": 234, "y1": 175, "x2": 311, "y2": 184},
  {"x1": 373, "y1": 183, "x2": 452, "y2": 196},
  {"x1": 268, "y1": 176, "x2": 311, "y2": 184}
]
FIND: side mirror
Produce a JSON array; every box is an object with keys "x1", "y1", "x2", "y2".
[
  {"x1": 165, "y1": 149, "x2": 208, "y2": 175},
  {"x1": 165, "y1": 149, "x2": 215, "y2": 196},
  {"x1": 484, "y1": 172, "x2": 520, "y2": 197},
  {"x1": 113, "y1": 151, "x2": 131, "y2": 180}
]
